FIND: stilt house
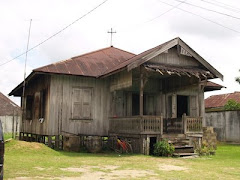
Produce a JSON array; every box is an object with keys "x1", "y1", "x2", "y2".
[{"x1": 9, "y1": 37, "x2": 223, "y2": 154}]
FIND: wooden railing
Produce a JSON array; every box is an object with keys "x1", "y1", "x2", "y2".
[
  {"x1": 163, "y1": 118, "x2": 184, "y2": 134},
  {"x1": 183, "y1": 115, "x2": 203, "y2": 133},
  {"x1": 109, "y1": 116, "x2": 163, "y2": 135}
]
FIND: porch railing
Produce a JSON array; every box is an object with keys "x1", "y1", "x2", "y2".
[
  {"x1": 109, "y1": 116, "x2": 163, "y2": 135},
  {"x1": 183, "y1": 115, "x2": 203, "y2": 133},
  {"x1": 163, "y1": 118, "x2": 184, "y2": 134}
]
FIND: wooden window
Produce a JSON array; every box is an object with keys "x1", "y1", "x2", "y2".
[
  {"x1": 26, "y1": 95, "x2": 33, "y2": 120},
  {"x1": 72, "y1": 88, "x2": 92, "y2": 120},
  {"x1": 39, "y1": 89, "x2": 46, "y2": 119}
]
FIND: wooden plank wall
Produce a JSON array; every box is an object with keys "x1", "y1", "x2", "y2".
[
  {"x1": 149, "y1": 46, "x2": 201, "y2": 67},
  {"x1": 22, "y1": 75, "x2": 50, "y2": 135},
  {"x1": 49, "y1": 75, "x2": 110, "y2": 136}
]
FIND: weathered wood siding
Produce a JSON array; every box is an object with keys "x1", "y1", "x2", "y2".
[
  {"x1": 149, "y1": 46, "x2": 201, "y2": 67},
  {"x1": 22, "y1": 75, "x2": 50, "y2": 135},
  {"x1": 49, "y1": 75, "x2": 110, "y2": 136}
]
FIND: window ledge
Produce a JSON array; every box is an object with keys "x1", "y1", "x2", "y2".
[{"x1": 69, "y1": 118, "x2": 93, "y2": 122}]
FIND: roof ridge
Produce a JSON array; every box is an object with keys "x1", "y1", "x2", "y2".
[
  {"x1": 0, "y1": 92, "x2": 20, "y2": 108},
  {"x1": 34, "y1": 46, "x2": 135, "y2": 72}
]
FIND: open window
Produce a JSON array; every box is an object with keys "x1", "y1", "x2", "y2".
[
  {"x1": 26, "y1": 95, "x2": 34, "y2": 120},
  {"x1": 72, "y1": 87, "x2": 92, "y2": 120}
]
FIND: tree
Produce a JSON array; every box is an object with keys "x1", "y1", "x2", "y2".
[
  {"x1": 236, "y1": 69, "x2": 240, "y2": 84},
  {"x1": 224, "y1": 99, "x2": 240, "y2": 111}
]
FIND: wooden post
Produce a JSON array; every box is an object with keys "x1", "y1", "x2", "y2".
[
  {"x1": 12, "y1": 110, "x2": 15, "y2": 139},
  {"x1": 55, "y1": 136, "x2": 59, "y2": 150},
  {"x1": 183, "y1": 113, "x2": 187, "y2": 134},
  {"x1": 140, "y1": 66, "x2": 144, "y2": 116},
  {"x1": 48, "y1": 136, "x2": 52, "y2": 148},
  {"x1": 160, "y1": 116, "x2": 163, "y2": 135}
]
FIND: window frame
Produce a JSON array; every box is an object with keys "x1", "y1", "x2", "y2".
[{"x1": 71, "y1": 87, "x2": 93, "y2": 120}]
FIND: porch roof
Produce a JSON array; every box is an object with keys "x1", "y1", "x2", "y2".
[{"x1": 144, "y1": 63, "x2": 214, "y2": 79}]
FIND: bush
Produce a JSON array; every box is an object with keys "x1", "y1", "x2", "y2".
[
  {"x1": 224, "y1": 99, "x2": 240, "y2": 111},
  {"x1": 153, "y1": 139, "x2": 175, "y2": 157},
  {"x1": 194, "y1": 142, "x2": 216, "y2": 156}
]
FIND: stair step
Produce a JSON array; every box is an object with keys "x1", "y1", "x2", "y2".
[
  {"x1": 173, "y1": 153, "x2": 198, "y2": 157},
  {"x1": 174, "y1": 146, "x2": 194, "y2": 153}
]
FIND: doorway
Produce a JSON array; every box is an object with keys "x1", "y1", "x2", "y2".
[
  {"x1": 149, "y1": 137, "x2": 157, "y2": 155},
  {"x1": 177, "y1": 95, "x2": 189, "y2": 118}
]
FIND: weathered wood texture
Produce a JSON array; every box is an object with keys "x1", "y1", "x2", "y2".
[
  {"x1": 22, "y1": 75, "x2": 50, "y2": 135},
  {"x1": 49, "y1": 75, "x2": 110, "y2": 136},
  {"x1": 149, "y1": 46, "x2": 201, "y2": 67},
  {"x1": 109, "y1": 116, "x2": 163, "y2": 135}
]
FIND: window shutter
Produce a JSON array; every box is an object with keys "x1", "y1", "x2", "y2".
[
  {"x1": 172, "y1": 94, "x2": 177, "y2": 118},
  {"x1": 190, "y1": 96, "x2": 197, "y2": 117},
  {"x1": 72, "y1": 89, "x2": 82, "y2": 119},
  {"x1": 72, "y1": 88, "x2": 92, "y2": 119},
  {"x1": 82, "y1": 89, "x2": 91, "y2": 119}
]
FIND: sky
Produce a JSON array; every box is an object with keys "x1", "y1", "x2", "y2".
[{"x1": 1, "y1": 0, "x2": 240, "y2": 105}]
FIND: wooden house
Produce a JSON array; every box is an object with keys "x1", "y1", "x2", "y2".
[{"x1": 9, "y1": 37, "x2": 223, "y2": 154}]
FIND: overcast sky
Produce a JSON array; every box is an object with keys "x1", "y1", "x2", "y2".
[{"x1": 1, "y1": 0, "x2": 240, "y2": 105}]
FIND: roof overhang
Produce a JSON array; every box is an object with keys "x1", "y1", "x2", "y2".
[{"x1": 127, "y1": 37, "x2": 223, "y2": 81}]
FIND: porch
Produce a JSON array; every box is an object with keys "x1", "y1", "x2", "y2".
[{"x1": 109, "y1": 114, "x2": 203, "y2": 135}]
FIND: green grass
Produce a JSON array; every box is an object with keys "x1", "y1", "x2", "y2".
[
  {"x1": 4, "y1": 133, "x2": 13, "y2": 141},
  {"x1": 4, "y1": 140, "x2": 240, "y2": 179}
]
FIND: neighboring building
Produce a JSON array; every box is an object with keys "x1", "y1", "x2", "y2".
[
  {"x1": 9, "y1": 37, "x2": 223, "y2": 154},
  {"x1": 205, "y1": 91, "x2": 240, "y2": 112},
  {"x1": 205, "y1": 92, "x2": 240, "y2": 142},
  {"x1": 0, "y1": 92, "x2": 20, "y2": 133}
]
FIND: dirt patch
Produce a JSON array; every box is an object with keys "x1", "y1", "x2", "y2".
[
  {"x1": 34, "y1": 167, "x2": 45, "y2": 171},
  {"x1": 14, "y1": 141, "x2": 43, "y2": 149},
  {"x1": 60, "y1": 166, "x2": 157, "y2": 180},
  {"x1": 159, "y1": 164, "x2": 188, "y2": 171}
]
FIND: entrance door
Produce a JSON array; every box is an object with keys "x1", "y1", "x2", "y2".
[{"x1": 177, "y1": 95, "x2": 189, "y2": 118}]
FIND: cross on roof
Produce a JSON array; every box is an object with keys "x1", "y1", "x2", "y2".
[{"x1": 107, "y1": 28, "x2": 116, "y2": 47}]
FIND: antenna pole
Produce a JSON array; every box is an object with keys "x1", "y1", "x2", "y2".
[{"x1": 21, "y1": 19, "x2": 32, "y2": 134}]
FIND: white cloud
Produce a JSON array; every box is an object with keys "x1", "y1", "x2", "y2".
[{"x1": 0, "y1": 0, "x2": 240, "y2": 105}]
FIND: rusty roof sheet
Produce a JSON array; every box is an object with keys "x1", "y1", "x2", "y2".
[
  {"x1": 34, "y1": 47, "x2": 135, "y2": 77},
  {"x1": 204, "y1": 81, "x2": 225, "y2": 92},
  {"x1": 0, "y1": 92, "x2": 20, "y2": 116},
  {"x1": 205, "y1": 91, "x2": 240, "y2": 108}
]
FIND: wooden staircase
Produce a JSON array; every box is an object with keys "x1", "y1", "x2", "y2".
[{"x1": 162, "y1": 134, "x2": 198, "y2": 157}]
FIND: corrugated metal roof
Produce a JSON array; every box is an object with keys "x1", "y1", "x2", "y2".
[
  {"x1": 204, "y1": 81, "x2": 225, "y2": 92},
  {"x1": 205, "y1": 91, "x2": 240, "y2": 108},
  {"x1": 34, "y1": 47, "x2": 136, "y2": 77},
  {"x1": 0, "y1": 92, "x2": 20, "y2": 116}
]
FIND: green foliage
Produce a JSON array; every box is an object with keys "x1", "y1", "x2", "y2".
[
  {"x1": 153, "y1": 139, "x2": 175, "y2": 157},
  {"x1": 195, "y1": 145, "x2": 216, "y2": 156},
  {"x1": 224, "y1": 99, "x2": 240, "y2": 111},
  {"x1": 236, "y1": 70, "x2": 240, "y2": 84}
]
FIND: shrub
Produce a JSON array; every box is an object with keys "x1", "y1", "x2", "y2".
[
  {"x1": 153, "y1": 139, "x2": 175, "y2": 157},
  {"x1": 224, "y1": 99, "x2": 240, "y2": 111},
  {"x1": 194, "y1": 142, "x2": 216, "y2": 156}
]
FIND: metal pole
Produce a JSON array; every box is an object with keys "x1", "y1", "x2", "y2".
[{"x1": 21, "y1": 19, "x2": 32, "y2": 134}]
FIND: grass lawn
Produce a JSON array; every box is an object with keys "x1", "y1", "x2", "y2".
[{"x1": 4, "y1": 140, "x2": 240, "y2": 180}]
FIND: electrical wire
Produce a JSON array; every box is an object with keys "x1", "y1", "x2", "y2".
[
  {"x1": 158, "y1": 0, "x2": 240, "y2": 34},
  {"x1": 200, "y1": 0, "x2": 240, "y2": 14},
  {"x1": 144, "y1": 1, "x2": 185, "y2": 23},
  {"x1": 0, "y1": 0, "x2": 109, "y2": 67},
  {"x1": 209, "y1": 0, "x2": 240, "y2": 12},
  {"x1": 171, "y1": 0, "x2": 240, "y2": 20}
]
